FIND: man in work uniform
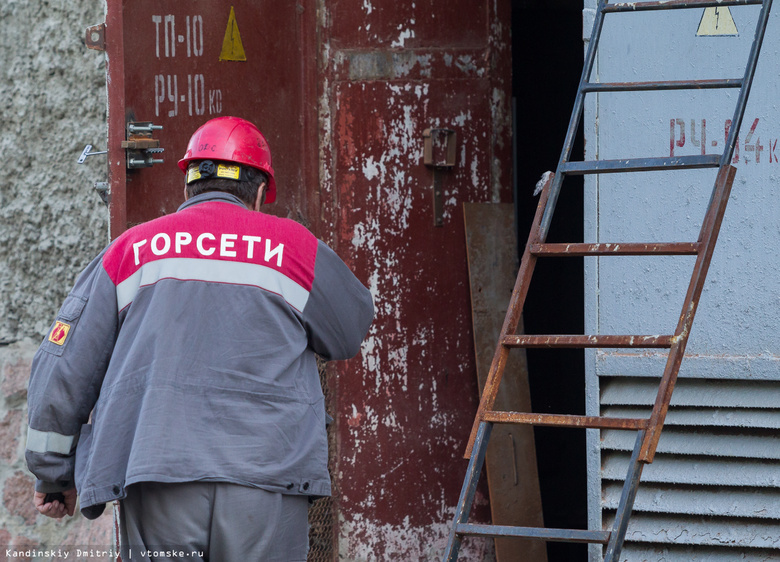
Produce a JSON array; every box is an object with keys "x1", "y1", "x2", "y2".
[{"x1": 25, "y1": 116, "x2": 375, "y2": 561}]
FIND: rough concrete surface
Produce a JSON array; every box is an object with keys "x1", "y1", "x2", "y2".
[
  {"x1": 0, "y1": 0, "x2": 109, "y2": 343},
  {"x1": 0, "y1": 0, "x2": 113, "y2": 556}
]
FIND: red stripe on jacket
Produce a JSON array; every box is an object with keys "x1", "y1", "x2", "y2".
[{"x1": 103, "y1": 202, "x2": 318, "y2": 292}]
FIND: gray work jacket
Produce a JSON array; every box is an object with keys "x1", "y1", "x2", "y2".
[{"x1": 25, "y1": 192, "x2": 374, "y2": 519}]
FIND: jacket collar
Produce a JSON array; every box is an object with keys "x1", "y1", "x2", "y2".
[{"x1": 177, "y1": 192, "x2": 248, "y2": 212}]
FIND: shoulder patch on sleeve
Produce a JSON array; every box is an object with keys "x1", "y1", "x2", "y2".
[
  {"x1": 48, "y1": 321, "x2": 71, "y2": 346},
  {"x1": 41, "y1": 295, "x2": 88, "y2": 357}
]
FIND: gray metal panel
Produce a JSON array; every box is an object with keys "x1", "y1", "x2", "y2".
[
  {"x1": 583, "y1": 2, "x2": 780, "y2": 559},
  {"x1": 602, "y1": 453, "x2": 780, "y2": 486},
  {"x1": 595, "y1": 351, "x2": 780, "y2": 381},
  {"x1": 602, "y1": 428, "x2": 780, "y2": 460},
  {"x1": 620, "y1": 544, "x2": 780, "y2": 561},
  {"x1": 603, "y1": 483, "x2": 780, "y2": 517},
  {"x1": 603, "y1": 406, "x2": 780, "y2": 428},
  {"x1": 603, "y1": 513, "x2": 780, "y2": 549},
  {"x1": 600, "y1": 377, "x2": 780, "y2": 408}
]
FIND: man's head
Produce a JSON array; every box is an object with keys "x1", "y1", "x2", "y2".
[
  {"x1": 178, "y1": 116, "x2": 277, "y2": 208},
  {"x1": 183, "y1": 160, "x2": 269, "y2": 209}
]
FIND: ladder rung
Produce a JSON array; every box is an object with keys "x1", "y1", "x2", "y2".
[
  {"x1": 582, "y1": 78, "x2": 743, "y2": 93},
  {"x1": 561, "y1": 155, "x2": 721, "y2": 174},
  {"x1": 529, "y1": 242, "x2": 699, "y2": 256},
  {"x1": 454, "y1": 523, "x2": 611, "y2": 545},
  {"x1": 502, "y1": 334, "x2": 674, "y2": 348},
  {"x1": 603, "y1": 0, "x2": 763, "y2": 13},
  {"x1": 482, "y1": 411, "x2": 649, "y2": 430}
]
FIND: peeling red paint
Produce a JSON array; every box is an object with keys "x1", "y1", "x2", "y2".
[
  {"x1": 322, "y1": 0, "x2": 513, "y2": 557},
  {"x1": 347, "y1": 408, "x2": 364, "y2": 428},
  {"x1": 329, "y1": 0, "x2": 488, "y2": 50}
]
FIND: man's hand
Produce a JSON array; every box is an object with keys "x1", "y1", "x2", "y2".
[{"x1": 34, "y1": 488, "x2": 77, "y2": 518}]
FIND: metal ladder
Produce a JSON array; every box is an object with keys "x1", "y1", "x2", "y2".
[{"x1": 444, "y1": 0, "x2": 773, "y2": 560}]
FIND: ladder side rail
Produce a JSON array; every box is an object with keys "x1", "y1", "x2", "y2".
[
  {"x1": 639, "y1": 165, "x2": 737, "y2": 462},
  {"x1": 444, "y1": 422, "x2": 493, "y2": 561},
  {"x1": 539, "y1": 0, "x2": 610, "y2": 239},
  {"x1": 603, "y1": 430, "x2": 648, "y2": 561},
  {"x1": 720, "y1": 0, "x2": 773, "y2": 168},
  {"x1": 463, "y1": 176, "x2": 552, "y2": 458}
]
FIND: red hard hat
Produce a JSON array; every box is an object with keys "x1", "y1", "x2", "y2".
[{"x1": 178, "y1": 116, "x2": 277, "y2": 204}]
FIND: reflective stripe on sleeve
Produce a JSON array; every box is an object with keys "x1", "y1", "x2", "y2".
[{"x1": 26, "y1": 427, "x2": 76, "y2": 455}]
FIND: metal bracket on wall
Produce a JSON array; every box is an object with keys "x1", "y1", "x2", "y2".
[
  {"x1": 423, "y1": 128, "x2": 456, "y2": 227},
  {"x1": 85, "y1": 23, "x2": 106, "y2": 52},
  {"x1": 123, "y1": 121, "x2": 165, "y2": 169},
  {"x1": 94, "y1": 182, "x2": 109, "y2": 207}
]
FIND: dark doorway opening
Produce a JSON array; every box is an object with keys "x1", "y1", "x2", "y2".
[{"x1": 512, "y1": 2, "x2": 588, "y2": 561}]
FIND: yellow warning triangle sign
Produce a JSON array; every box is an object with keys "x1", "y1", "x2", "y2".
[
  {"x1": 220, "y1": 7, "x2": 247, "y2": 61},
  {"x1": 697, "y1": 7, "x2": 738, "y2": 36}
]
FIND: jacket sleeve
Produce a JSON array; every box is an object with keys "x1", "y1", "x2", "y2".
[
  {"x1": 25, "y1": 249, "x2": 118, "y2": 493},
  {"x1": 302, "y1": 241, "x2": 374, "y2": 361}
]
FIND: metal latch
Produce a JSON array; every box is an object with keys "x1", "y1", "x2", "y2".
[
  {"x1": 423, "y1": 128, "x2": 457, "y2": 227},
  {"x1": 123, "y1": 121, "x2": 165, "y2": 169},
  {"x1": 77, "y1": 144, "x2": 107, "y2": 164}
]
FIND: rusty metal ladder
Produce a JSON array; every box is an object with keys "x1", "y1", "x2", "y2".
[{"x1": 444, "y1": 0, "x2": 773, "y2": 560}]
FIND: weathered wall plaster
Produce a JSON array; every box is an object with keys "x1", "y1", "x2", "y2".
[
  {"x1": 0, "y1": 0, "x2": 109, "y2": 343},
  {"x1": 0, "y1": 0, "x2": 112, "y2": 555}
]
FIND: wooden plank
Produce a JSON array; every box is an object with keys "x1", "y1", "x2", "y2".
[{"x1": 464, "y1": 203, "x2": 547, "y2": 562}]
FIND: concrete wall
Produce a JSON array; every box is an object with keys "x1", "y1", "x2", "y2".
[{"x1": 0, "y1": 0, "x2": 113, "y2": 555}]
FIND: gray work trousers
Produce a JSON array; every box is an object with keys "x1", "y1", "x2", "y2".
[{"x1": 117, "y1": 481, "x2": 310, "y2": 562}]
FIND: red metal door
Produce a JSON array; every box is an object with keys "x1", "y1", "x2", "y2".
[
  {"x1": 102, "y1": 0, "x2": 317, "y2": 236},
  {"x1": 320, "y1": 0, "x2": 515, "y2": 558}
]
